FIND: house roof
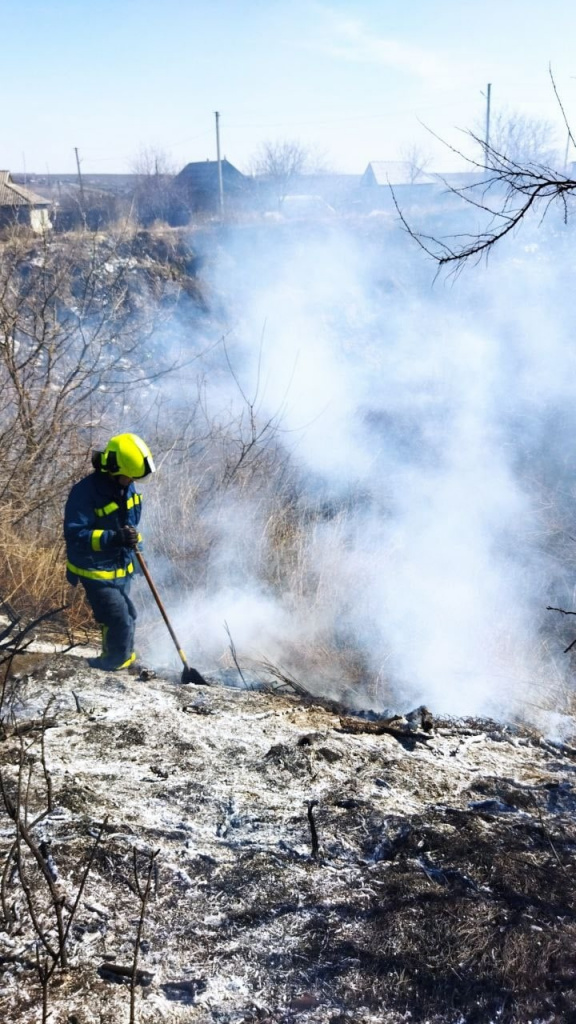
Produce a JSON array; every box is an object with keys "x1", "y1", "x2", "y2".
[
  {"x1": 362, "y1": 161, "x2": 437, "y2": 186},
  {"x1": 0, "y1": 171, "x2": 49, "y2": 207},
  {"x1": 12, "y1": 173, "x2": 139, "y2": 197},
  {"x1": 176, "y1": 159, "x2": 247, "y2": 189}
]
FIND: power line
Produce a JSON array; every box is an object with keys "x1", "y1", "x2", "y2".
[{"x1": 222, "y1": 102, "x2": 477, "y2": 131}]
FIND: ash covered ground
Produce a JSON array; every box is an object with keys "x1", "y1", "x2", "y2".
[{"x1": 1, "y1": 652, "x2": 576, "y2": 1023}]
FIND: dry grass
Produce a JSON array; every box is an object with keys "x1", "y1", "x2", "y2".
[{"x1": 0, "y1": 514, "x2": 94, "y2": 639}]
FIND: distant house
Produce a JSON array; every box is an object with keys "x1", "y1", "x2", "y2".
[
  {"x1": 174, "y1": 159, "x2": 249, "y2": 214},
  {"x1": 360, "y1": 161, "x2": 440, "y2": 209},
  {"x1": 0, "y1": 171, "x2": 51, "y2": 231},
  {"x1": 13, "y1": 173, "x2": 171, "y2": 228},
  {"x1": 14, "y1": 172, "x2": 138, "y2": 197}
]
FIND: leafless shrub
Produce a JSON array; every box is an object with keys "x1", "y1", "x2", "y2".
[
  {"x1": 0, "y1": 225, "x2": 193, "y2": 532},
  {"x1": 0, "y1": 604, "x2": 77, "y2": 717},
  {"x1": 0, "y1": 685, "x2": 107, "y2": 1021}
]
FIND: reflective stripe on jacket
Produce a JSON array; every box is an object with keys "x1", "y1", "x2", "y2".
[{"x1": 64, "y1": 472, "x2": 142, "y2": 586}]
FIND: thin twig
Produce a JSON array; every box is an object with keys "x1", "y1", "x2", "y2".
[
  {"x1": 257, "y1": 658, "x2": 313, "y2": 698},
  {"x1": 223, "y1": 621, "x2": 249, "y2": 689},
  {"x1": 35, "y1": 944, "x2": 50, "y2": 1024},
  {"x1": 307, "y1": 800, "x2": 320, "y2": 861},
  {"x1": 130, "y1": 848, "x2": 159, "y2": 1024},
  {"x1": 0, "y1": 651, "x2": 16, "y2": 717},
  {"x1": 40, "y1": 698, "x2": 55, "y2": 813},
  {"x1": 549, "y1": 65, "x2": 576, "y2": 154},
  {"x1": 529, "y1": 793, "x2": 568, "y2": 876},
  {"x1": 0, "y1": 763, "x2": 59, "y2": 962},
  {"x1": 58, "y1": 815, "x2": 109, "y2": 961}
]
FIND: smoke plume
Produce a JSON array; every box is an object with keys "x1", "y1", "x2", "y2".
[{"x1": 145, "y1": 213, "x2": 576, "y2": 726}]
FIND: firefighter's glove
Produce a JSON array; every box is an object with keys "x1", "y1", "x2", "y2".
[{"x1": 115, "y1": 525, "x2": 139, "y2": 549}]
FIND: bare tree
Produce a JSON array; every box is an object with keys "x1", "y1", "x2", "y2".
[
  {"x1": 250, "y1": 139, "x2": 327, "y2": 208},
  {"x1": 479, "y1": 109, "x2": 560, "y2": 170},
  {"x1": 130, "y1": 146, "x2": 178, "y2": 226},
  {"x1": 0, "y1": 228, "x2": 184, "y2": 528},
  {"x1": 400, "y1": 143, "x2": 433, "y2": 185},
  {"x1": 132, "y1": 146, "x2": 176, "y2": 179}
]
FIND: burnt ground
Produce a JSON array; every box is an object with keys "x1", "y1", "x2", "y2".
[{"x1": 1, "y1": 653, "x2": 576, "y2": 1023}]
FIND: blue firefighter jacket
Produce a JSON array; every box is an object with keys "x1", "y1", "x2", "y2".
[{"x1": 64, "y1": 472, "x2": 142, "y2": 586}]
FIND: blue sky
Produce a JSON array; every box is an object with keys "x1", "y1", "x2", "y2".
[{"x1": 3, "y1": 0, "x2": 576, "y2": 174}]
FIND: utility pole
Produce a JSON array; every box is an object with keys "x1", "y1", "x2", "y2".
[
  {"x1": 484, "y1": 83, "x2": 492, "y2": 165},
  {"x1": 215, "y1": 111, "x2": 224, "y2": 219},
  {"x1": 74, "y1": 146, "x2": 85, "y2": 210}
]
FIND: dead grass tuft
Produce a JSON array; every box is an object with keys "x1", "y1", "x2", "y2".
[{"x1": 0, "y1": 514, "x2": 94, "y2": 639}]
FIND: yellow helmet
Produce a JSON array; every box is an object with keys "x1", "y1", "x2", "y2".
[{"x1": 95, "y1": 433, "x2": 155, "y2": 478}]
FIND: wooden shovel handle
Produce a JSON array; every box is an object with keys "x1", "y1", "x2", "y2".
[{"x1": 135, "y1": 550, "x2": 189, "y2": 669}]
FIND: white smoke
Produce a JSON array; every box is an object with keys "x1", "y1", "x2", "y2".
[{"x1": 146, "y1": 214, "x2": 576, "y2": 724}]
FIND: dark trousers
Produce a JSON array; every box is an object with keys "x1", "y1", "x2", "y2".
[{"x1": 82, "y1": 580, "x2": 137, "y2": 669}]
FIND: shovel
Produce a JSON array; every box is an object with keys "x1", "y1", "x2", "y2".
[{"x1": 135, "y1": 550, "x2": 207, "y2": 685}]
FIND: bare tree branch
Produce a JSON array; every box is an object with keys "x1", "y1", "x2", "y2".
[{"x1": 398, "y1": 75, "x2": 576, "y2": 269}]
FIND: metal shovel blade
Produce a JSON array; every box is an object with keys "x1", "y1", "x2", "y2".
[{"x1": 181, "y1": 664, "x2": 208, "y2": 686}]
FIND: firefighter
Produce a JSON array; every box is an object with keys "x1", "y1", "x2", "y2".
[{"x1": 64, "y1": 433, "x2": 155, "y2": 671}]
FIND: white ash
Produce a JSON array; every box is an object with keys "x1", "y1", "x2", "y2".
[{"x1": 0, "y1": 652, "x2": 575, "y2": 1023}]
